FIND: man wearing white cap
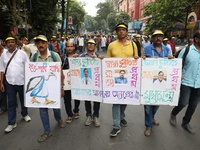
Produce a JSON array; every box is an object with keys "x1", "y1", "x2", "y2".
[
  {"x1": 143, "y1": 30, "x2": 173, "y2": 137},
  {"x1": 0, "y1": 37, "x2": 31, "y2": 133},
  {"x1": 31, "y1": 35, "x2": 66, "y2": 142},
  {"x1": 79, "y1": 39, "x2": 104, "y2": 127}
]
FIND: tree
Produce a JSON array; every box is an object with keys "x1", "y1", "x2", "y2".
[
  {"x1": 107, "y1": 12, "x2": 117, "y2": 32},
  {"x1": 67, "y1": 0, "x2": 85, "y2": 34},
  {"x1": 143, "y1": 0, "x2": 200, "y2": 36},
  {"x1": 0, "y1": 0, "x2": 24, "y2": 39},
  {"x1": 26, "y1": 0, "x2": 59, "y2": 38},
  {"x1": 115, "y1": 11, "x2": 130, "y2": 25},
  {"x1": 95, "y1": 1, "x2": 114, "y2": 33}
]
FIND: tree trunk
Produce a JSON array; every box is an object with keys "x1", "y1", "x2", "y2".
[{"x1": 61, "y1": 0, "x2": 65, "y2": 37}]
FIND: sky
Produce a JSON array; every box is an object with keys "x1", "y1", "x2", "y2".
[{"x1": 78, "y1": 0, "x2": 106, "y2": 16}]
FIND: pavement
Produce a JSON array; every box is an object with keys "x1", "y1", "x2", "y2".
[{"x1": 1, "y1": 47, "x2": 200, "y2": 150}]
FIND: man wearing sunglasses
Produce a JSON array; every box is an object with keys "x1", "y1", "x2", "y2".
[{"x1": 80, "y1": 39, "x2": 103, "y2": 127}]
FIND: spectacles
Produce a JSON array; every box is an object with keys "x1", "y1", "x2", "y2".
[
  {"x1": 35, "y1": 40, "x2": 46, "y2": 44},
  {"x1": 153, "y1": 34, "x2": 164, "y2": 38},
  {"x1": 87, "y1": 43, "x2": 96, "y2": 46}
]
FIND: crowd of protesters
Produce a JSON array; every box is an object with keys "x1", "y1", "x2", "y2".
[{"x1": 0, "y1": 23, "x2": 199, "y2": 142}]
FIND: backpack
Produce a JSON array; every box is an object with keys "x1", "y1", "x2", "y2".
[
  {"x1": 32, "y1": 51, "x2": 57, "y2": 62},
  {"x1": 131, "y1": 41, "x2": 135, "y2": 56},
  {"x1": 175, "y1": 45, "x2": 190, "y2": 68}
]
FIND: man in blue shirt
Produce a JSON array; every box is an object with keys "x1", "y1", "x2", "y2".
[
  {"x1": 115, "y1": 70, "x2": 128, "y2": 84},
  {"x1": 170, "y1": 30, "x2": 200, "y2": 134},
  {"x1": 143, "y1": 30, "x2": 173, "y2": 137}
]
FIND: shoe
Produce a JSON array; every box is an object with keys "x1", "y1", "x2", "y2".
[
  {"x1": 66, "y1": 116, "x2": 73, "y2": 124},
  {"x1": 23, "y1": 115, "x2": 31, "y2": 122},
  {"x1": 58, "y1": 120, "x2": 66, "y2": 128},
  {"x1": 169, "y1": 113, "x2": 177, "y2": 126},
  {"x1": 153, "y1": 119, "x2": 159, "y2": 126},
  {"x1": 5, "y1": 123, "x2": 17, "y2": 133},
  {"x1": 182, "y1": 123, "x2": 195, "y2": 134},
  {"x1": 38, "y1": 133, "x2": 53, "y2": 142},
  {"x1": 74, "y1": 113, "x2": 80, "y2": 119},
  {"x1": 93, "y1": 117, "x2": 100, "y2": 127},
  {"x1": 110, "y1": 128, "x2": 121, "y2": 137},
  {"x1": 120, "y1": 119, "x2": 127, "y2": 127},
  {"x1": 85, "y1": 116, "x2": 92, "y2": 126},
  {"x1": 144, "y1": 128, "x2": 151, "y2": 137}
]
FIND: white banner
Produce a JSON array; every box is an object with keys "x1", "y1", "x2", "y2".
[
  {"x1": 102, "y1": 58, "x2": 141, "y2": 105},
  {"x1": 69, "y1": 57, "x2": 102, "y2": 102},
  {"x1": 25, "y1": 62, "x2": 61, "y2": 108},
  {"x1": 140, "y1": 58, "x2": 182, "y2": 106},
  {"x1": 63, "y1": 69, "x2": 71, "y2": 90}
]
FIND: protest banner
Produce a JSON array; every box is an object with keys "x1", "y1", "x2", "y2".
[
  {"x1": 140, "y1": 58, "x2": 182, "y2": 106},
  {"x1": 25, "y1": 62, "x2": 61, "y2": 108},
  {"x1": 63, "y1": 69, "x2": 71, "y2": 90},
  {"x1": 69, "y1": 57, "x2": 102, "y2": 102},
  {"x1": 102, "y1": 58, "x2": 141, "y2": 105}
]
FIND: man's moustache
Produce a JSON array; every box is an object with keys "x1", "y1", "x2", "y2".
[{"x1": 39, "y1": 46, "x2": 44, "y2": 49}]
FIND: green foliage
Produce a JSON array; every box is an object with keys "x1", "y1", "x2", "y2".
[
  {"x1": 95, "y1": 1, "x2": 114, "y2": 32},
  {"x1": 115, "y1": 11, "x2": 130, "y2": 25},
  {"x1": 0, "y1": 9, "x2": 15, "y2": 39},
  {"x1": 107, "y1": 12, "x2": 117, "y2": 32},
  {"x1": 143, "y1": 0, "x2": 199, "y2": 34},
  {"x1": 26, "y1": 0, "x2": 59, "y2": 38},
  {"x1": 68, "y1": 0, "x2": 85, "y2": 33}
]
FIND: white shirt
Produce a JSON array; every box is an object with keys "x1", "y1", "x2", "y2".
[
  {"x1": 142, "y1": 41, "x2": 151, "y2": 48},
  {"x1": 0, "y1": 48, "x2": 29, "y2": 85},
  {"x1": 101, "y1": 37, "x2": 106, "y2": 47},
  {"x1": 81, "y1": 77, "x2": 92, "y2": 85},
  {"x1": 153, "y1": 79, "x2": 167, "y2": 91}
]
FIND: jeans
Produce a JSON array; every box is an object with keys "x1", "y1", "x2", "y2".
[
  {"x1": 63, "y1": 90, "x2": 80, "y2": 117},
  {"x1": 39, "y1": 108, "x2": 62, "y2": 134},
  {"x1": 85, "y1": 101, "x2": 100, "y2": 117},
  {"x1": 144, "y1": 105, "x2": 159, "y2": 129},
  {"x1": 171, "y1": 84, "x2": 200, "y2": 124},
  {"x1": 112, "y1": 104, "x2": 127, "y2": 129},
  {"x1": 5, "y1": 80, "x2": 28, "y2": 125},
  {"x1": 97, "y1": 44, "x2": 101, "y2": 52},
  {"x1": 0, "y1": 90, "x2": 7, "y2": 111}
]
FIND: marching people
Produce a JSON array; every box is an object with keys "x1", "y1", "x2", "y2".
[
  {"x1": 61, "y1": 41, "x2": 81, "y2": 123},
  {"x1": 169, "y1": 30, "x2": 200, "y2": 134},
  {"x1": 0, "y1": 44, "x2": 7, "y2": 115},
  {"x1": 143, "y1": 30, "x2": 173, "y2": 137},
  {"x1": 0, "y1": 37, "x2": 31, "y2": 132},
  {"x1": 79, "y1": 39, "x2": 104, "y2": 127},
  {"x1": 163, "y1": 38, "x2": 173, "y2": 56},
  {"x1": 106, "y1": 23, "x2": 138, "y2": 137},
  {"x1": 31, "y1": 35, "x2": 66, "y2": 142},
  {"x1": 142, "y1": 35, "x2": 151, "y2": 48}
]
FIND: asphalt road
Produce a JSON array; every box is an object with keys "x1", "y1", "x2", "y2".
[{"x1": 0, "y1": 102, "x2": 200, "y2": 150}]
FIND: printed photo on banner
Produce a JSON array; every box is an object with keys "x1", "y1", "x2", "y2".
[
  {"x1": 24, "y1": 62, "x2": 61, "y2": 108},
  {"x1": 81, "y1": 68, "x2": 92, "y2": 85},
  {"x1": 69, "y1": 57, "x2": 102, "y2": 102},
  {"x1": 152, "y1": 70, "x2": 168, "y2": 90},
  {"x1": 102, "y1": 58, "x2": 141, "y2": 105},
  {"x1": 114, "y1": 69, "x2": 128, "y2": 84},
  {"x1": 141, "y1": 58, "x2": 182, "y2": 106}
]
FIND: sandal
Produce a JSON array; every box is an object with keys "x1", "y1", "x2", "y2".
[
  {"x1": 74, "y1": 113, "x2": 80, "y2": 119},
  {"x1": 144, "y1": 128, "x2": 151, "y2": 137},
  {"x1": 153, "y1": 119, "x2": 160, "y2": 126},
  {"x1": 38, "y1": 133, "x2": 53, "y2": 142},
  {"x1": 66, "y1": 116, "x2": 73, "y2": 124}
]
